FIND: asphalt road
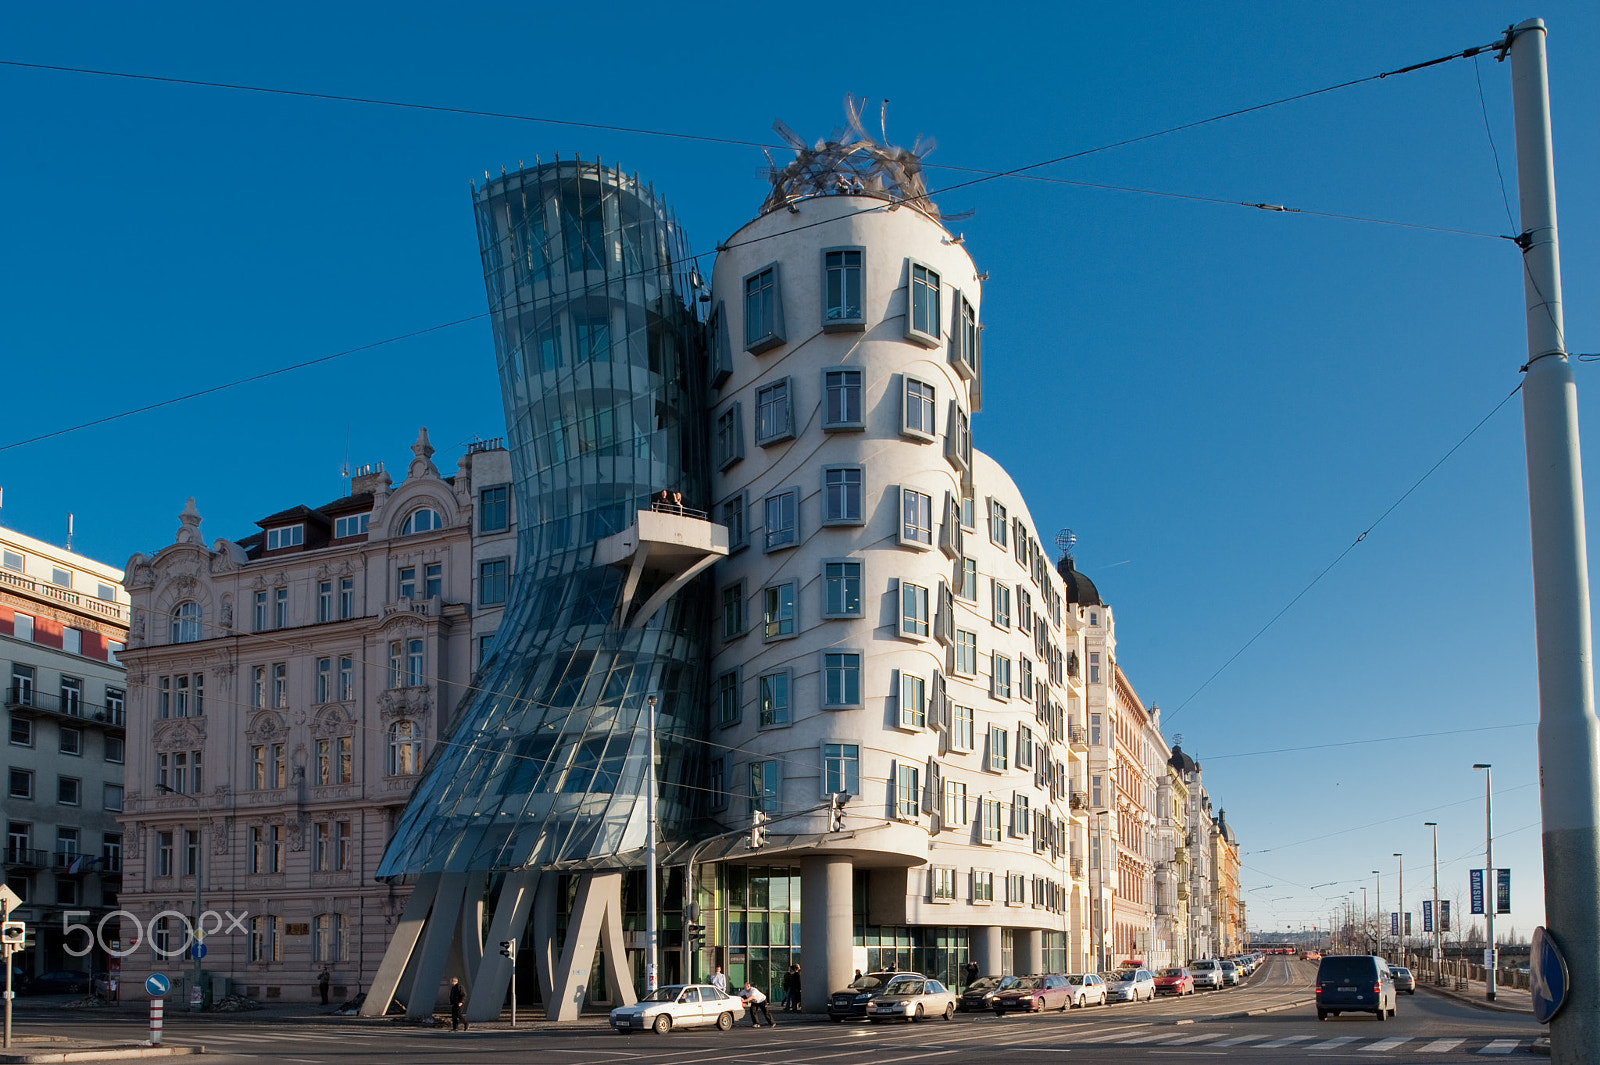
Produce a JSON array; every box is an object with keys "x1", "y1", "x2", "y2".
[{"x1": 8, "y1": 957, "x2": 1544, "y2": 1064}]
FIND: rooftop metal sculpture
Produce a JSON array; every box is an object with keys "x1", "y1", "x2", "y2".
[{"x1": 762, "y1": 95, "x2": 952, "y2": 218}]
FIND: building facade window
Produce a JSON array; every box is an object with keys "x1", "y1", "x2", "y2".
[
  {"x1": 758, "y1": 672, "x2": 790, "y2": 727},
  {"x1": 952, "y1": 704, "x2": 975, "y2": 751},
  {"x1": 274, "y1": 587, "x2": 289, "y2": 629},
  {"x1": 58, "y1": 776, "x2": 81, "y2": 805},
  {"x1": 899, "y1": 488, "x2": 933, "y2": 547},
  {"x1": 931, "y1": 866, "x2": 957, "y2": 900},
  {"x1": 763, "y1": 488, "x2": 798, "y2": 550},
  {"x1": 902, "y1": 376, "x2": 936, "y2": 440},
  {"x1": 992, "y1": 654, "x2": 1012, "y2": 699},
  {"x1": 402, "y1": 508, "x2": 443, "y2": 535},
  {"x1": 744, "y1": 264, "x2": 785, "y2": 353},
  {"x1": 749, "y1": 760, "x2": 778, "y2": 813},
  {"x1": 721, "y1": 493, "x2": 747, "y2": 551},
  {"x1": 823, "y1": 742, "x2": 859, "y2": 796},
  {"x1": 944, "y1": 780, "x2": 969, "y2": 826},
  {"x1": 313, "y1": 913, "x2": 349, "y2": 962},
  {"x1": 755, "y1": 378, "x2": 794, "y2": 445},
  {"x1": 317, "y1": 581, "x2": 333, "y2": 622},
  {"x1": 479, "y1": 485, "x2": 510, "y2": 533},
  {"x1": 387, "y1": 721, "x2": 421, "y2": 775},
  {"x1": 822, "y1": 247, "x2": 865, "y2": 329},
  {"x1": 907, "y1": 261, "x2": 942, "y2": 346},
  {"x1": 987, "y1": 725, "x2": 1010, "y2": 772},
  {"x1": 821, "y1": 651, "x2": 861, "y2": 709},
  {"x1": 720, "y1": 582, "x2": 746, "y2": 639},
  {"x1": 823, "y1": 560, "x2": 862, "y2": 618},
  {"x1": 973, "y1": 869, "x2": 995, "y2": 901},
  {"x1": 715, "y1": 670, "x2": 740, "y2": 727},
  {"x1": 170, "y1": 601, "x2": 201, "y2": 643},
  {"x1": 339, "y1": 578, "x2": 355, "y2": 619},
  {"x1": 333, "y1": 513, "x2": 370, "y2": 539},
  {"x1": 980, "y1": 798, "x2": 1003, "y2": 842},
  {"x1": 762, "y1": 582, "x2": 796, "y2": 640},
  {"x1": 895, "y1": 763, "x2": 920, "y2": 819},
  {"x1": 901, "y1": 581, "x2": 930, "y2": 638},
  {"x1": 899, "y1": 672, "x2": 927, "y2": 730},
  {"x1": 266, "y1": 525, "x2": 304, "y2": 550},
  {"x1": 715, "y1": 404, "x2": 744, "y2": 470},
  {"x1": 822, "y1": 368, "x2": 864, "y2": 430},
  {"x1": 398, "y1": 566, "x2": 416, "y2": 600},
  {"x1": 993, "y1": 581, "x2": 1012, "y2": 629},
  {"x1": 60, "y1": 676, "x2": 82, "y2": 716},
  {"x1": 823, "y1": 466, "x2": 864, "y2": 525},
  {"x1": 954, "y1": 630, "x2": 978, "y2": 675},
  {"x1": 249, "y1": 915, "x2": 281, "y2": 962},
  {"x1": 479, "y1": 559, "x2": 509, "y2": 605}
]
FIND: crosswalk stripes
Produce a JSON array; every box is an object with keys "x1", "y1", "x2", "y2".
[
  {"x1": 1305, "y1": 1036, "x2": 1361, "y2": 1050},
  {"x1": 1416, "y1": 1039, "x2": 1465, "y2": 1053},
  {"x1": 1155, "y1": 1033, "x2": 1221, "y2": 1046},
  {"x1": 1360, "y1": 1036, "x2": 1412, "y2": 1052},
  {"x1": 1208, "y1": 1035, "x2": 1269, "y2": 1046},
  {"x1": 1255, "y1": 1034, "x2": 1315, "y2": 1048},
  {"x1": 1479, "y1": 1039, "x2": 1521, "y2": 1055}
]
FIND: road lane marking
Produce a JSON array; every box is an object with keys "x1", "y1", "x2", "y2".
[
  {"x1": 1478, "y1": 1040, "x2": 1521, "y2": 1055},
  {"x1": 1156, "y1": 1033, "x2": 1220, "y2": 1045},
  {"x1": 1256, "y1": 1035, "x2": 1315, "y2": 1048},
  {"x1": 1415, "y1": 1040, "x2": 1464, "y2": 1053},
  {"x1": 1208, "y1": 1035, "x2": 1270, "y2": 1046},
  {"x1": 1360, "y1": 1037, "x2": 1410, "y2": 1052},
  {"x1": 1071, "y1": 1025, "x2": 1153, "y2": 1042},
  {"x1": 1304, "y1": 1036, "x2": 1360, "y2": 1049}
]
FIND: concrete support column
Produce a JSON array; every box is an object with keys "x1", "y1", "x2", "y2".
[
  {"x1": 1018, "y1": 929, "x2": 1043, "y2": 976},
  {"x1": 971, "y1": 925, "x2": 1004, "y2": 978},
  {"x1": 800, "y1": 856, "x2": 853, "y2": 1013}
]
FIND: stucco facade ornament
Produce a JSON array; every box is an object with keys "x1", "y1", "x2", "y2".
[
  {"x1": 377, "y1": 686, "x2": 431, "y2": 720},
  {"x1": 210, "y1": 817, "x2": 230, "y2": 855},
  {"x1": 154, "y1": 720, "x2": 206, "y2": 751},
  {"x1": 246, "y1": 712, "x2": 286, "y2": 742},
  {"x1": 407, "y1": 426, "x2": 439, "y2": 480},
  {"x1": 124, "y1": 827, "x2": 142, "y2": 860},
  {"x1": 175, "y1": 498, "x2": 203, "y2": 545}
]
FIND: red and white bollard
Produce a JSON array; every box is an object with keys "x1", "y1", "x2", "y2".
[{"x1": 149, "y1": 997, "x2": 163, "y2": 1045}]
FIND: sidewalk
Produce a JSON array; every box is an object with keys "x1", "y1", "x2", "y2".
[{"x1": 1414, "y1": 973, "x2": 1535, "y2": 1015}]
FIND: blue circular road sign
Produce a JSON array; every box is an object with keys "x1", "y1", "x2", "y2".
[
  {"x1": 192, "y1": 943, "x2": 207, "y2": 959},
  {"x1": 145, "y1": 973, "x2": 170, "y2": 997},
  {"x1": 1530, "y1": 925, "x2": 1569, "y2": 1024}
]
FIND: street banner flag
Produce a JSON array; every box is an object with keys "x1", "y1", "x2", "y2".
[
  {"x1": 1495, "y1": 869, "x2": 1511, "y2": 915},
  {"x1": 1423, "y1": 900, "x2": 1433, "y2": 932},
  {"x1": 1470, "y1": 869, "x2": 1485, "y2": 914},
  {"x1": 1441, "y1": 900, "x2": 1451, "y2": 932},
  {"x1": 1390, "y1": 912, "x2": 1399, "y2": 935},
  {"x1": 1404, "y1": 912, "x2": 1412, "y2": 935}
]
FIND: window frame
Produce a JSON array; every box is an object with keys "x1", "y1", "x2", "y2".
[
  {"x1": 757, "y1": 669, "x2": 792, "y2": 728},
  {"x1": 479, "y1": 484, "x2": 511, "y2": 533},
  {"x1": 822, "y1": 465, "x2": 865, "y2": 526},
  {"x1": 265, "y1": 525, "x2": 304, "y2": 551},
  {"x1": 905, "y1": 259, "x2": 943, "y2": 348},
  {"x1": 992, "y1": 581, "x2": 1012, "y2": 629},
  {"x1": 714, "y1": 403, "x2": 745, "y2": 471},
  {"x1": 898, "y1": 670, "x2": 927, "y2": 731},
  {"x1": 954, "y1": 630, "x2": 978, "y2": 676},
  {"x1": 754, "y1": 377, "x2": 796, "y2": 446},
  {"x1": 743, "y1": 262, "x2": 786, "y2": 354},
  {"x1": 715, "y1": 669, "x2": 741, "y2": 728},
  {"x1": 478, "y1": 557, "x2": 510, "y2": 607},
  {"x1": 821, "y1": 368, "x2": 865, "y2": 431},
  {"x1": 821, "y1": 558, "x2": 864, "y2": 619},
  {"x1": 901, "y1": 375, "x2": 937, "y2": 442},
  {"x1": 899, "y1": 579, "x2": 930, "y2": 640},
  {"x1": 821, "y1": 245, "x2": 866, "y2": 331},
  {"x1": 763, "y1": 487, "x2": 800, "y2": 552},
  {"x1": 762, "y1": 581, "x2": 797, "y2": 641},
  {"x1": 822, "y1": 742, "x2": 860, "y2": 796},
  {"x1": 720, "y1": 580, "x2": 747, "y2": 640},
  {"x1": 894, "y1": 762, "x2": 921, "y2": 820},
  {"x1": 719, "y1": 491, "x2": 748, "y2": 552},
  {"x1": 992, "y1": 653, "x2": 1012, "y2": 700},
  {"x1": 951, "y1": 704, "x2": 975, "y2": 752},
  {"x1": 898, "y1": 486, "x2": 934, "y2": 549},
  {"x1": 820, "y1": 650, "x2": 863, "y2": 710}
]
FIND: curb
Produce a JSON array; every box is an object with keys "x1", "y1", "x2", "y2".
[
  {"x1": 1414, "y1": 982, "x2": 1534, "y2": 1015},
  {"x1": 0, "y1": 1046, "x2": 204, "y2": 1063}
]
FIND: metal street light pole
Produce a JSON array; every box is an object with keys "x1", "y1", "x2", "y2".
[
  {"x1": 1372, "y1": 871, "x2": 1381, "y2": 957},
  {"x1": 157, "y1": 785, "x2": 203, "y2": 1010},
  {"x1": 1473, "y1": 764, "x2": 1496, "y2": 1001},
  {"x1": 1506, "y1": 19, "x2": 1600, "y2": 1062},
  {"x1": 645, "y1": 695, "x2": 658, "y2": 995},
  {"x1": 1362, "y1": 888, "x2": 1368, "y2": 955},
  {"x1": 1424, "y1": 823, "x2": 1440, "y2": 983},
  {"x1": 1393, "y1": 854, "x2": 1404, "y2": 962}
]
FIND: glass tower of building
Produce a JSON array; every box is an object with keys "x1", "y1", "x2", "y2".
[{"x1": 377, "y1": 158, "x2": 711, "y2": 878}]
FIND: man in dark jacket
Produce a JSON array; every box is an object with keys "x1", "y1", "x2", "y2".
[{"x1": 449, "y1": 978, "x2": 468, "y2": 1031}]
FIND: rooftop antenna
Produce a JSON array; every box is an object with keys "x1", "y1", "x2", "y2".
[
  {"x1": 66, "y1": 512, "x2": 74, "y2": 551},
  {"x1": 1054, "y1": 528, "x2": 1076, "y2": 562},
  {"x1": 340, "y1": 426, "x2": 351, "y2": 489}
]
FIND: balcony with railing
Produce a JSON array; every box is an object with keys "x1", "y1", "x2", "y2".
[
  {"x1": 1070, "y1": 857, "x2": 1084, "y2": 879},
  {"x1": 1069, "y1": 790, "x2": 1088, "y2": 811},
  {"x1": 1069, "y1": 725, "x2": 1088, "y2": 749},
  {"x1": 0, "y1": 567, "x2": 127, "y2": 623},
  {"x1": 5, "y1": 686, "x2": 125, "y2": 728},
  {"x1": 4, "y1": 846, "x2": 47, "y2": 869}
]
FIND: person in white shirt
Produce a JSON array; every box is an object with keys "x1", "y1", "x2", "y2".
[
  {"x1": 739, "y1": 980, "x2": 775, "y2": 1027},
  {"x1": 710, "y1": 966, "x2": 728, "y2": 995}
]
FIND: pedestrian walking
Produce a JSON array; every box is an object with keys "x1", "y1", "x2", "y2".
[
  {"x1": 740, "y1": 980, "x2": 775, "y2": 1027},
  {"x1": 783, "y1": 964, "x2": 802, "y2": 1011},
  {"x1": 318, "y1": 967, "x2": 331, "y2": 1006},
  {"x1": 964, "y1": 960, "x2": 980, "y2": 988},
  {"x1": 710, "y1": 966, "x2": 729, "y2": 996},
  {"x1": 449, "y1": 977, "x2": 468, "y2": 1031}
]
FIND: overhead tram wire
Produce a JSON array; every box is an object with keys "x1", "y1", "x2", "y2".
[
  {"x1": 1164, "y1": 380, "x2": 1527, "y2": 724},
  {"x1": 0, "y1": 40, "x2": 1515, "y2": 453}
]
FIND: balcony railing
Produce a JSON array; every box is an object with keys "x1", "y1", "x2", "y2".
[
  {"x1": 0, "y1": 567, "x2": 127, "y2": 623},
  {"x1": 1069, "y1": 791, "x2": 1087, "y2": 810},
  {"x1": 1069, "y1": 725, "x2": 1088, "y2": 747},
  {"x1": 1070, "y1": 858, "x2": 1084, "y2": 879},
  {"x1": 5, "y1": 686, "x2": 124, "y2": 727},
  {"x1": 3, "y1": 846, "x2": 47, "y2": 869}
]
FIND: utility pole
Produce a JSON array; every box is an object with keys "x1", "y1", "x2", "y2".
[
  {"x1": 1506, "y1": 17, "x2": 1600, "y2": 1063},
  {"x1": 1372, "y1": 871, "x2": 1381, "y2": 957},
  {"x1": 1474, "y1": 765, "x2": 1497, "y2": 1001},
  {"x1": 1394, "y1": 854, "x2": 1404, "y2": 962},
  {"x1": 1425, "y1": 823, "x2": 1441, "y2": 983},
  {"x1": 644, "y1": 694, "x2": 658, "y2": 995}
]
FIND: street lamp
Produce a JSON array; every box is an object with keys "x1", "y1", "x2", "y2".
[
  {"x1": 1473, "y1": 764, "x2": 1496, "y2": 1001},
  {"x1": 1424, "y1": 822, "x2": 1440, "y2": 983},
  {"x1": 1371, "y1": 870, "x2": 1381, "y2": 956},
  {"x1": 644, "y1": 694, "x2": 658, "y2": 995},
  {"x1": 1392, "y1": 853, "x2": 1403, "y2": 961},
  {"x1": 156, "y1": 784, "x2": 203, "y2": 1010}
]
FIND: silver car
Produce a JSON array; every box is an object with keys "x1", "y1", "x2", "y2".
[
  {"x1": 1190, "y1": 959, "x2": 1224, "y2": 990},
  {"x1": 609, "y1": 984, "x2": 742, "y2": 1034},
  {"x1": 864, "y1": 976, "x2": 957, "y2": 1023},
  {"x1": 1107, "y1": 968, "x2": 1156, "y2": 1002}
]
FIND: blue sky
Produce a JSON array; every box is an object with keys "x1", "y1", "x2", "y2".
[{"x1": 4, "y1": 1, "x2": 1597, "y2": 942}]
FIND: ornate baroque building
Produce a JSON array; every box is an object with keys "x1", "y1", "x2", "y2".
[{"x1": 115, "y1": 433, "x2": 514, "y2": 1002}]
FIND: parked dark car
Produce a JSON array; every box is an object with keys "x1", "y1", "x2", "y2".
[
  {"x1": 1315, "y1": 955, "x2": 1396, "y2": 1020},
  {"x1": 829, "y1": 971, "x2": 921, "y2": 1022},
  {"x1": 20, "y1": 970, "x2": 92, "y2": 995},
  {"x1": 957, "y1": 975, "x2": 1017, "y2": 1012},
  {"x1": 992, "y1": 974, "x2": 1072, "y2": 1014}
]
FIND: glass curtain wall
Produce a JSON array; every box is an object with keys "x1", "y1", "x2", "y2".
[{"x1": 378, "y1": 159, "x2": 711, "y2": 877}]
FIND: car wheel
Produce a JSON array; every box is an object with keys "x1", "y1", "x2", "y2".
[
  {"x1": 831, "y1": 1016, "x2": 845, "y2": 1023},
  {"x1": 943, "y1": 1003, "x2": 955, "y2": 1021},
  {"x1": 1076, "y1": 995, "x2": 1086, "y2": 1008},
  {"x1": 994, "y1": 1008, "x2": 1004, "y2": 1017},
  {"x1": 716, "y1": 1012, "x2": 734, "y2": 1031},
  {"x1": 1317, "y1": 1010, "x2": 1327, "y2": 1021},
  {"x1": 653, "y1": 1014, "x2": 672, "y2": 1035},
  {"x1": 912, "y1": 1005, "x2": 923, "y2": 1023},
  {"x1": 1058, "y1": 996, "x2": 1068, "y2": 1012}
]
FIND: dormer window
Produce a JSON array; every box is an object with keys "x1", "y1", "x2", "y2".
[
  {"x1": 402, "y1": 509, "x2": 443, "y2": 535},
  {"x1": 266, "y1": 525, "x2": 304, "y2": 550},
  {"x1": 333, "y1": 513, "x2": 370, "y2": 539}
]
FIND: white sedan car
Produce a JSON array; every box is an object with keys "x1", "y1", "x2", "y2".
[
  {"x1": 1106, "y1": 968, "x2": 1157, "y2": 1002},
  {"x1": 609, "y1": 984, "x2": 742, "y2": 1034},
  {"x1": 1064, "y1": 973, "x2": 1108, "y2": 1007}
]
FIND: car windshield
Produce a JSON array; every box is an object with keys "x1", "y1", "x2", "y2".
[
  {"x1": 1162, "y1": 969, "x2": 1185, "y2": 978},
  {"x1": 1065, "y1": 974, "x2": 1086, "y2": 985},
  {"x1": 642, "y1": 986, "x2": 686, "y2": 1002},
  {"x1": 850, "y1": 974, "x2": 890, "y2": 990},
  {"x1": 967, "y1": 977, "x2": 1005, "y2": 991},
  {"x1": 1112, "y1": 970, "x2": 1138, "y2": 982},
  {"x1": 883, "y1": 978, "x2": 922, "y2": 995},
  {"x1": 1391, "y1": 968, "x2": 1412, "y2": 977},
  {"x1": 1007, "y1": 977, "x2": 1041, "y2": 990}
]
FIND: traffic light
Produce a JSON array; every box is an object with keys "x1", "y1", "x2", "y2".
[
  {"x1": 686, "y1": 923, "x2": 704, "y2": 949},
  {"x1": 829, "y1": 792, "x2": 847, "y2": 832},
  {"x1": 749, "y1": 809, "x2": 768, "y2": 849},
  {"x1": 499, "y1": 939, "x2": 517, "y2": 960},
  {"x1": 1, "y1": 921, "x2": 23, "y2": 946}
]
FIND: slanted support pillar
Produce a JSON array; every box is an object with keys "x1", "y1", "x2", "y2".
[
  {"x1": 466, "y1": 871, "x2": 539, "y2": 1023},
  {"x1": 546, "y1": 872, "x2": 634, "y2": 1021},
  {"x1": 404, "y1": 873, "x2": 470, "y2": 1018},
  {"x1": 360, "y1": 873, "x2": 438, "y2": 1017}
]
